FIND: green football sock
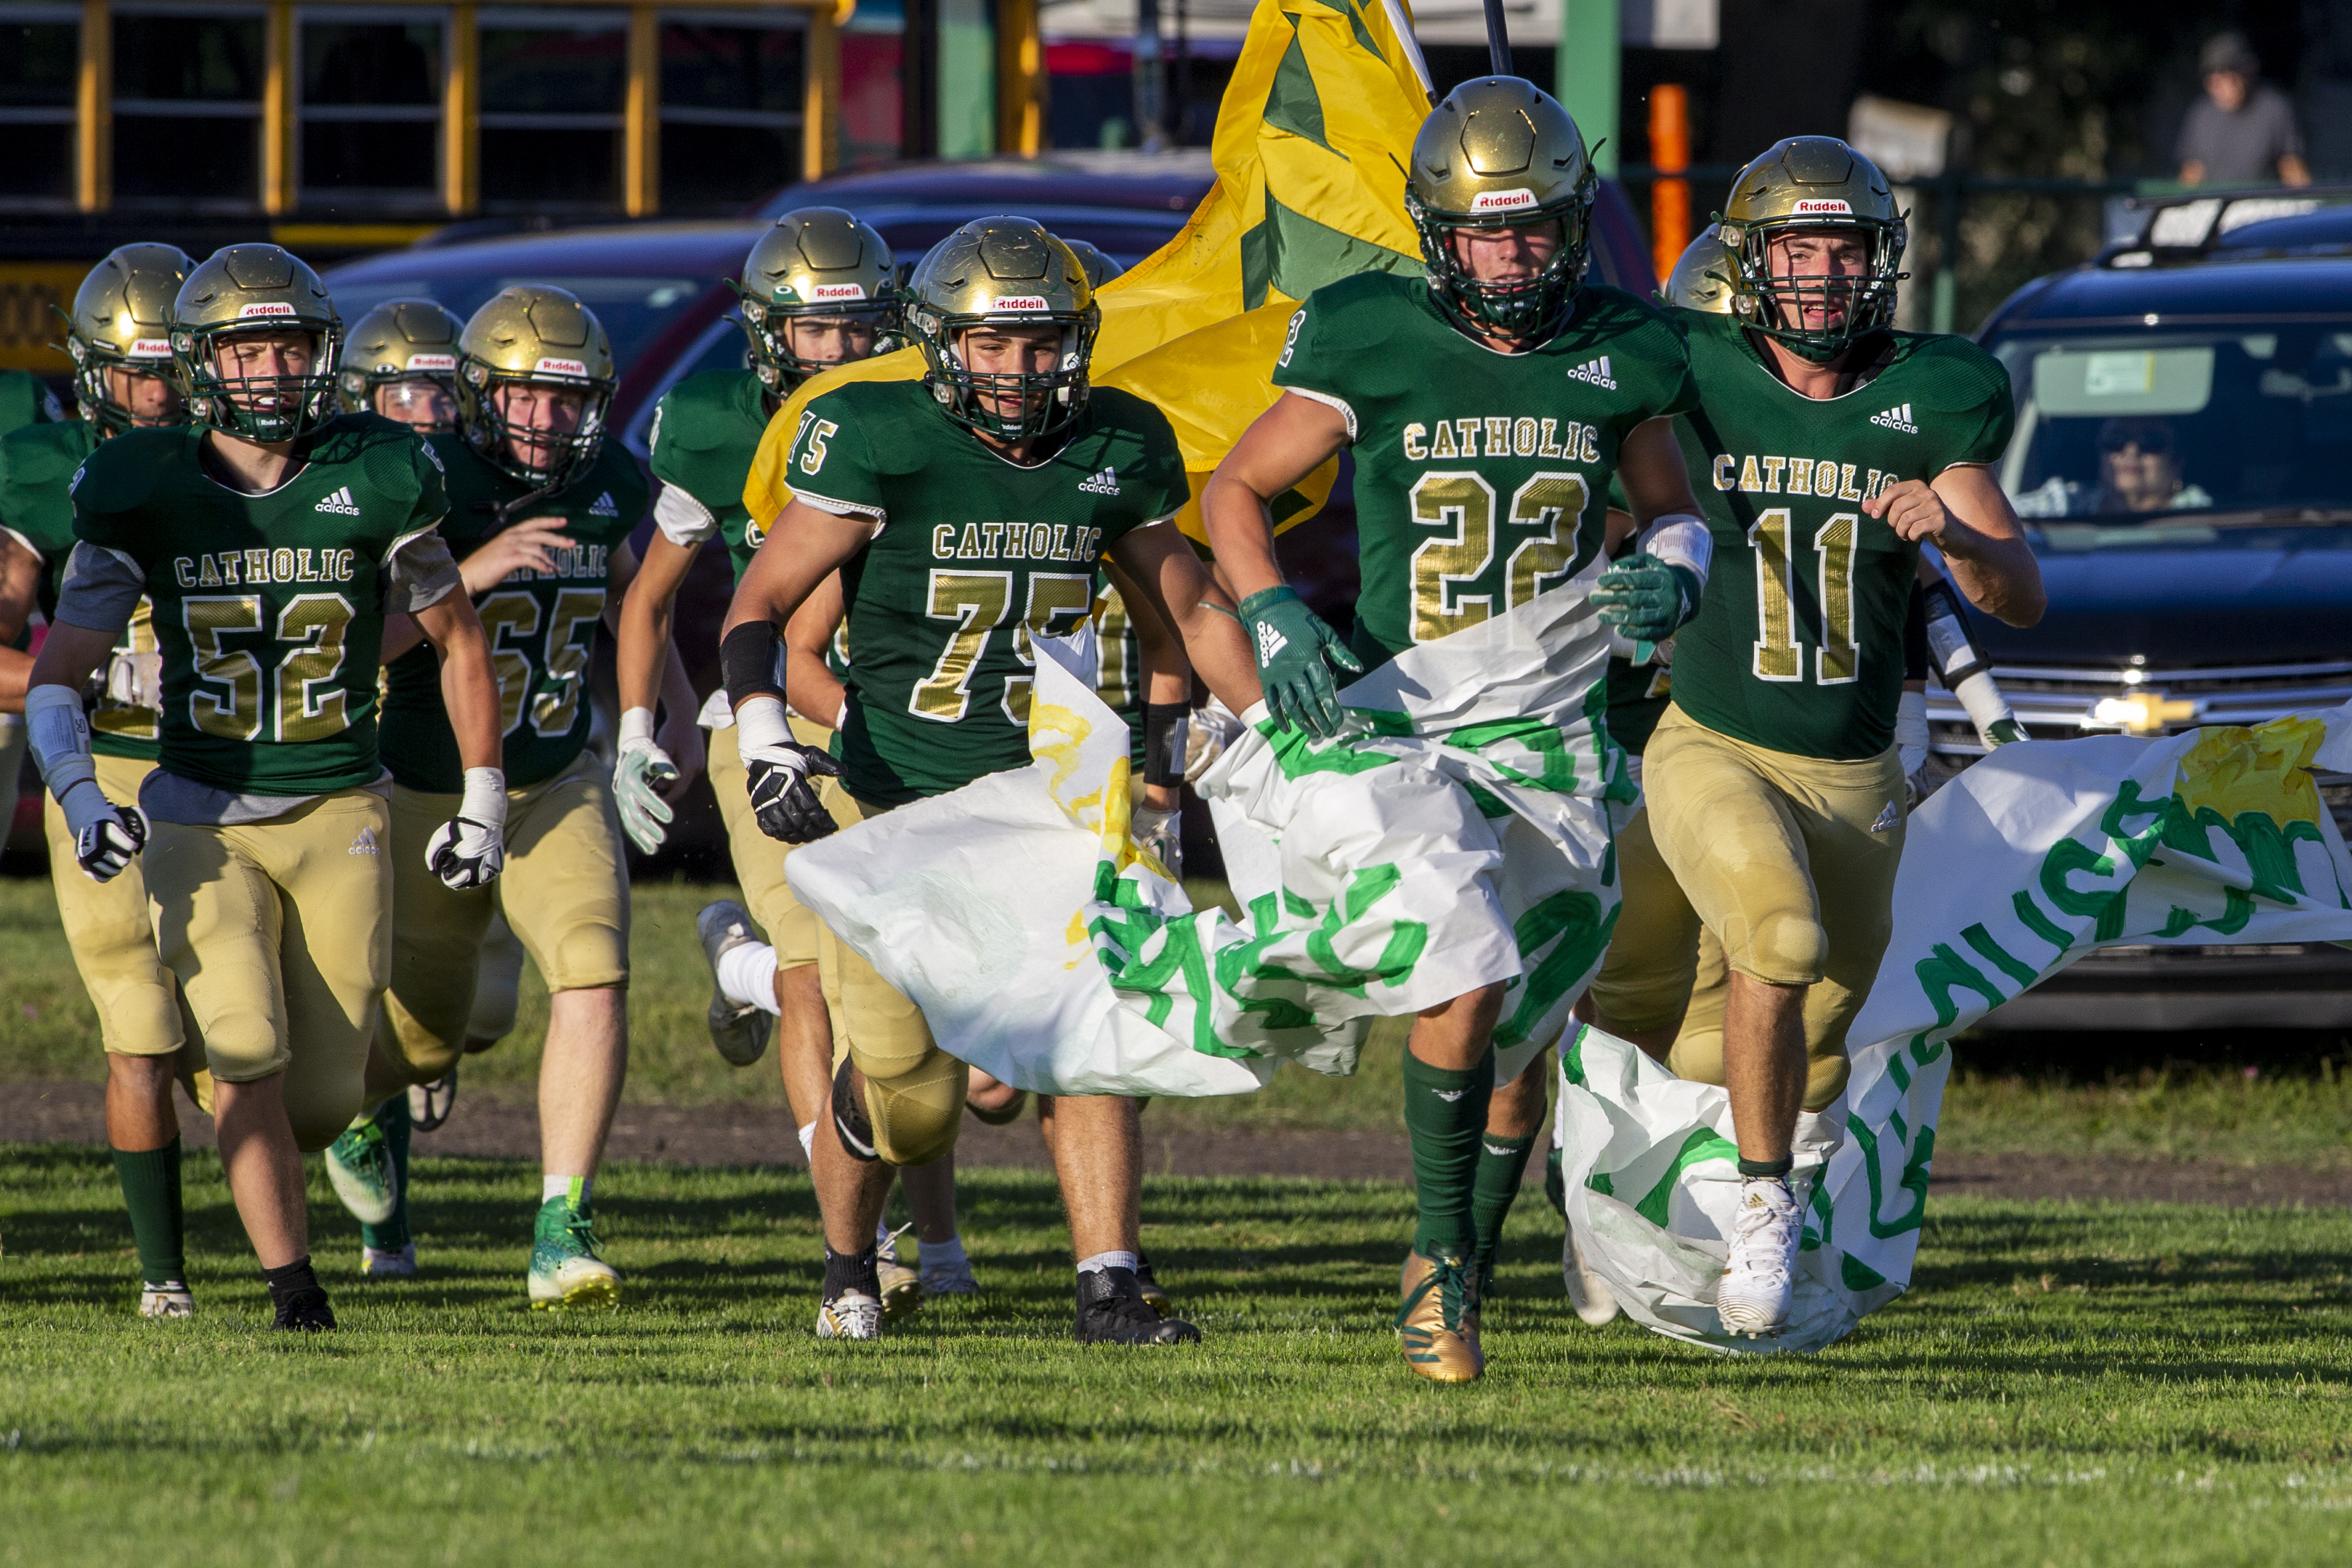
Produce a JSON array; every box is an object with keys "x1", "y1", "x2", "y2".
[
  {"x1": 1402, "y1": 1047, "x2": 1493, "y2": 1263},
  {"x1": 111, "y1": 1137, "x2": 185, "y2": 1286},
  {"x1": 1471, "y1": 1130, "x2": 1539, "y2": 1279},
  {"x1": 359, "y1": 1094, "x2": 413, "y2": 1252}
]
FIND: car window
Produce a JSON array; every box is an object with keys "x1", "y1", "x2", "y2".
[
  {"x1": 1993, "y1": 326, "x2": 2352, "y2": 522},
  {"x1": 621, "y1": 314, "x2": 750, "y2": 456},
  {"x1": 328, "y1": 272, "x2": 710, "y2": 367}
]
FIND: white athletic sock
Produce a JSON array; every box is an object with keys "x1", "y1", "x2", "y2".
[
  {"x1": 797, "y1": 1122, "x2": 817, "y2": 1161},
  {"x1": 919, "y1": 1235, "x2": 968, "y2": 1272},
  {"x1": 715, "y1": 941, "x2": 783, "y2": 1016},
  {"x1": 543, "y1": 1174, "x2": 591, "y2": 1209},
  {"x1": 1075, "y1": 1248, "x2": 1137, "y2": 1276}
]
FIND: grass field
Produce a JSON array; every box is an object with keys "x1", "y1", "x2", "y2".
[
  {"x1": 4, "y1": 874, "x2": 2351, "y2": 1163},
  {"x1": 5, "y1": 1148, "x2": 2352, "y2": 1565}
]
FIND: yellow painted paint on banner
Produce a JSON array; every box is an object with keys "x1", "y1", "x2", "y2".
[{"x1": 745, "y1": 0, "x2": 1432, "y2": 543}]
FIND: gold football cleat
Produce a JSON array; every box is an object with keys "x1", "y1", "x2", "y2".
[
  {"x1": 876, "y1": 1254, "x2": 924, "y2": 1323},
  {"x1": 1397, "y1": 1249, "x2": 1484, "y2": 1383}
]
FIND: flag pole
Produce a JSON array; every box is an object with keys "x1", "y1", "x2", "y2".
[{"x1": 1481, "y1": 0, "x2": 1512, "y2": 76}]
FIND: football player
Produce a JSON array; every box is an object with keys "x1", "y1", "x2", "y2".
[
  {"x1": 722, "y1": 217, "x2": 1259, "y2": 1342},
  {"x1": 1201, "y1": 78, "x2": 1712, "y2": 1382},
  {"x1": 27, "y1": 243, "x2": 502, "y2": 1330},
  {"x1": 612, "y1": 210, "x2": 970, "y2": 1311},
  {"x1": 1632, "y1": 138, "x2": 2042, "y2": 1336},
  {"x1": 332, "y1": 285, "x2": 700, "y2": 1304},
  {"x1": 0, "y1": 243, "x2": 206, "y2": 1318},
  {"x1": 338, "y1": 300, "x2": 464, "y2": 434},
  {"x1": 0, "y1": 367, "x2": 65, "y2": 437}
]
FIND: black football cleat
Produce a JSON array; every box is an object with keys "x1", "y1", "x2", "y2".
[{"x1": 1075, "y1": 1266, "x2": 1199, "y2": 1345}]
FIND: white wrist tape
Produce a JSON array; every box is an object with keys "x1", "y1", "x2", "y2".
[
  {"x1": 619, "y1": 706, "x2": 657, "y2": 749},
  {"x1": 1952, "y1": 672, "x2": 2014, "y2": 739},
  {"x1": 734, "y1": 694, "x2": 793, "y2": 755},
  {"x1": 459, "y1": 767, "x2": 508, "y2": 831},
  {"x1": 1640, "y1": 515, "x2": 1713, "y2": 587},
  {"x1": 1895, "y1": 688, "x2": 1930, "y2": 750},
  {"x1": 27, "y1": 683, "x2": 96, "y2": 799}
]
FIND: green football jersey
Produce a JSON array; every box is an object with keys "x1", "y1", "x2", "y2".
[
  {"x1": 1666, "y1": 310, "x2": 2015, "y2": 760},
  {"x1": 1271, "y1": 274, "x2": 1701, "y2": 666},
  {"x1": 0, "y1": 370, "x2": 64, "y2": 438},
  {"x1": 379, "y1": 436, "x2": 647, "y2": 793},
  {"x1": 783, "y1": 379, "x2": 1187, "y2": 805},
  {"x1": 0, "y1": 417, "x2": 161, "y2": 759},
  {"x1": 647, "y1": 368, "x2": 772, "y2": 584},
  {"x1": 67, "y1": 415, "x2": 450, "y2": 796}
]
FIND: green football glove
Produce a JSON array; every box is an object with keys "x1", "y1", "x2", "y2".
[
  {"x1": 1591, "y1": 552, "x2": 1704, "y2": 644},
  {"x1": 1983, "y1": 716, "x2": 2028, "y2": 747},
  {"x1": 1239, "y1": 585, "x2": 1362, "y2": 739}
]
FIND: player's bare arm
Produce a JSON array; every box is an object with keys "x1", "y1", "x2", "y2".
[
  {"x1": 601, "y1": 536, "x2": 704, "y2": 793},
  {"x1": 1201, "y1": 393, "x2": 1351, "y2": 602},
  {"x1": 614, "y1": 526, "x2": 696, "y2": 720},
  {"x1": 1868, "y1": 464, "x2": 2046, "y2": 628},
  {"x1": 0, "y1": 530, "x2": 43, "y2": 709},
  {"x1": 1103, "y1": 524, "x2": 1260, "y2": 719},
  {"x1": 781, "y1": 571, "x2": 847, "y2": 729}
]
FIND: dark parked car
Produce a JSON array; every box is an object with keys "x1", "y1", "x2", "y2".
[{"x1": 1947, "y1": 187, "x2": 2352, "y2": 1029}]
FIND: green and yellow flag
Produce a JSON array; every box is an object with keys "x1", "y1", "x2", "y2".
[{"x1": 745, "y1": 0, "x2": 1434, "y2": 538}]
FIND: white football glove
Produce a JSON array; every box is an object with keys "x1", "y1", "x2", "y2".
[
  {"x1": 426, "y1": 767, "x2": 508, "y2": 890},
  {"x1": 612, "y1": 707, "x2": 680, "y2": 855},
  {"x1": 1896, "y1": 688, "x2": 1931, "y2": 808},
  {"x1": 1132, "y1": 803, "x2": 1182, "y2": 879},
  {"x1": 1184, "y1": 696, "x2": 1245, "y2": 782},
  {"x1": 737, "y1": 696, "x2": 842, "y2": 844},
  {"x1": 58, "y1": 778, "x2": 146, "y2": 882}
]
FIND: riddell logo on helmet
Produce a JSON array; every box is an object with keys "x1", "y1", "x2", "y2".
[
  {"x1": 236, "y1": 302, "x2": 296, "y2": 319},
  {"x1": 534, "y1": 357, "x2": 589, "y2": 377},
  {"x1": 1470, "y1": 189, "x2": 1539, "y2": 213},
  {"x1": 1791, "y1": 199, "x2": 1854, "y2": 216},
  {"x1": 407, "y1": 353, "x2": 456, "y2": 371},
  {"x1": 992, "y1": 296, "x2": 1051, "y2": 312},
  {"x1": 809, "y1": 282, "x2": 868, "y2": 301},
  {"x1": 130, "y1": 339, "x2": 171, "y2": 359}
]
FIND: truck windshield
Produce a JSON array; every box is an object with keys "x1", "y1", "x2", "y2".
[{"x1": 1991, "y1": 326, "x2": 2352, "y2": 520}]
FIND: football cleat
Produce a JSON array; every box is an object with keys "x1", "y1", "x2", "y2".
[
  {"x1": 920, "y1": 1253, "x2": 979, "y2": 1297},
  {"x1": 695, "y1": 900, "x2": 773, "y2": 1067},
  {"x1": 138, "y1": 1281, "x2": 193, "y2": 1320},
  {"x1": 1397, "y1": 1249, "x2": 1483, "y2": 1383},
  {"x1": 817, "y1": 1288, "x2": 884, "y2": 1341},
  {"x1": 362, "y1": 1243, "x2": 418, "y2": 1279},
  {"x1": 408, "y1": 1067, "x2": 457, "y2": 1132},
  {"x1": 876, "y1": 1256, "x2": 924, "y2": 1322},
  {"x1": 1717, "y1": 1175, "x2": 1803, "y2": 1337},
  {"x1": 270, "y1": 1288, "x2": 336, "y2": 1331},
  {"x1": 1075, "y1": 1267, "x2": 1199, "y2": 1345},
  {"x1": 528, "y1": 1198, "x2": 621, "y2": 1310},
  {"x1": 325, "y1": 1111, "x2": 401, "y2": 1226},
  {"x1": 1133, "y1": 1252, "x2": 1171, "y2": 1317},
  {"x1": 1562, "y1": 1226, "x2": 1620, "y2": 1327}
]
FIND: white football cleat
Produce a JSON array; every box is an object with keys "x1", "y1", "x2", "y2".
[
  {"x1": 1562, "y1": 1226, "x2": 1620, "y2": 1327},
  {"x1": 362, "y1": 1242, "x2": 418, "y2": 1278},
  {"x1": 1716, "y1": 1175, "x2": 1803, "y2": 1337},
  {"x1": 139, "y1": 1281, "x2": 193, "y2": 1319},
  {"x1": 816, "y1": 1288, "x2": 884, "y2": 1341}
]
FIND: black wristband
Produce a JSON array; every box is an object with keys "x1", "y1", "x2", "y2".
[
  {"x1": 1143, "y1": 702, "x2": 1189, "y2": 787},
  {"x1": 720, "y1": 621, "x2": 783, "y2": 712}
]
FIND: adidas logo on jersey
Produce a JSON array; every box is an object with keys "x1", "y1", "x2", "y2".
[
  {"x1": 1870, "y1": 403, "x2": 1919, "y2": 435},
  {"x1": 1870, "y1": 800, "x2": 1900, "y2": 833},
  {"x1": 589, "y1": 491, "x2": 620, "y2": 517},
  {"x1": 314, "y1": 486, "x2": 361, "y2": 516},
  {"x1": 1255, "y1": 622, "x2": 1289, "y2": 663},
  {"x1": 1566, "y1": 355, "x2": 1618, "y2": 391},
  {"x1": 350, "y1": 827, "x2": 380, "y2": 856},
  {"x1": 1077, "y1": 466, "x2": 1121, "y2": 496}
]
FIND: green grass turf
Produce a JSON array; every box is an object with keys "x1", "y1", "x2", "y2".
[
  {"x1": 4, "y1": 1149, "x2": 2351, "y2": 1565},
  {"x1": 5, "y1": 874, "x2": 2351, "y2": 1163}
]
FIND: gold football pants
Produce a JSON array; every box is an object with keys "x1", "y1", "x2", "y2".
[
  {"x1": 377, "y1": 757, "x2": 631, "y2": 1085},
  {"x1": 809, "y1": 791, "x2": 967, "y2": 1167},
  {"x1": 1640, "y1": 704, "x2": 1906, "y2": 1110},
  {"x1": 44, "y1": 752, "x2": 211, "y2": 1108},
  {"x1": 143, "y1": 789, "x2": 392, "y2": 1150},
  {"x1": 1583, "y1": 802, "x2": 1704, "y2": 1038},
  {"x1": 706, "y1": 716, "x2": 852, "y2": 972}
]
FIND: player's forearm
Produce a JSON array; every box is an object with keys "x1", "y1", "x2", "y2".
[
  {"x1": 28, "y1": 619, "x2": 121, "y2": 698},
  {"x1": 616, "y1": 579, "x2": 676, "y2": 716},
  {"x1": 0, "y1": 646, "x2": 35, "y2": 712},
  {"x1": 415, "y1": 596, "x2": 503, "y2": 771},
  {"x1": 1199, "y1": 472, "x2": 1287, "y2": 601},
  {"x1": 1939, "y1": 531, "x2": 2046, "y2": 628},
  {"x1": 658, "y1": 638, "x2": 699, "y2": 729},
  {"x1": 380, "y1": 612, "x2": 427, "y2": 662}
]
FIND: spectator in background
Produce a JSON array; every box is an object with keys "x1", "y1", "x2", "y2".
[{"x1": 2178, "y1": 31, "x2": 2310, "y2": 187}]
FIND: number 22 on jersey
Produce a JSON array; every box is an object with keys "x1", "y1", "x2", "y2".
[
  {"x1": 1748, "y1": 508, "x2": 1858, "y2": 686},
  {"x1": 1409, "y1": 472, "x2": 1589, "y2": 642}
]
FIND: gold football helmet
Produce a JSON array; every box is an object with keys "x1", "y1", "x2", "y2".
[
  {"x1": 338, "y1": 298, "x2": 464, "y2": 428},
  {"x1": 1057, "y1": 237, "x2": 1126, "y2": 292},
  {"x1": 455, "y1": 286, "x2": 617, "y2": 488},
  {"x1": 1661, "y1": 225, "x2": 1737, "y2": 314},
  {"x1": 906, "y1": 217, "x2": 1098, "y2": 441},
  {"x1": 733, "y1": 207, "x2": 902, "y2": 397},
  {"x1": 1719, "y1": 137, "x2": 1906, "y2": 359},
  {"x1": 169, "y1": 245, "x2": 342, "y2": 442},
  {"x1": 1405, "y1": 76, "x2": 1598, "y2": 342},
  {"x1": 64, "y1": 243, "x2": 195, "y2": 434}
]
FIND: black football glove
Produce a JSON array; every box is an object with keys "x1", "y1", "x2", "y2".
[{"x1": 746, "y1": 741, "x2": 844, "y2": 844}]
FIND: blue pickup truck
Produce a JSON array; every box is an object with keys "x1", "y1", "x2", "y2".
[{"x1": 1945, "y1": 189, "x2": 2352, "y2": 1029}]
